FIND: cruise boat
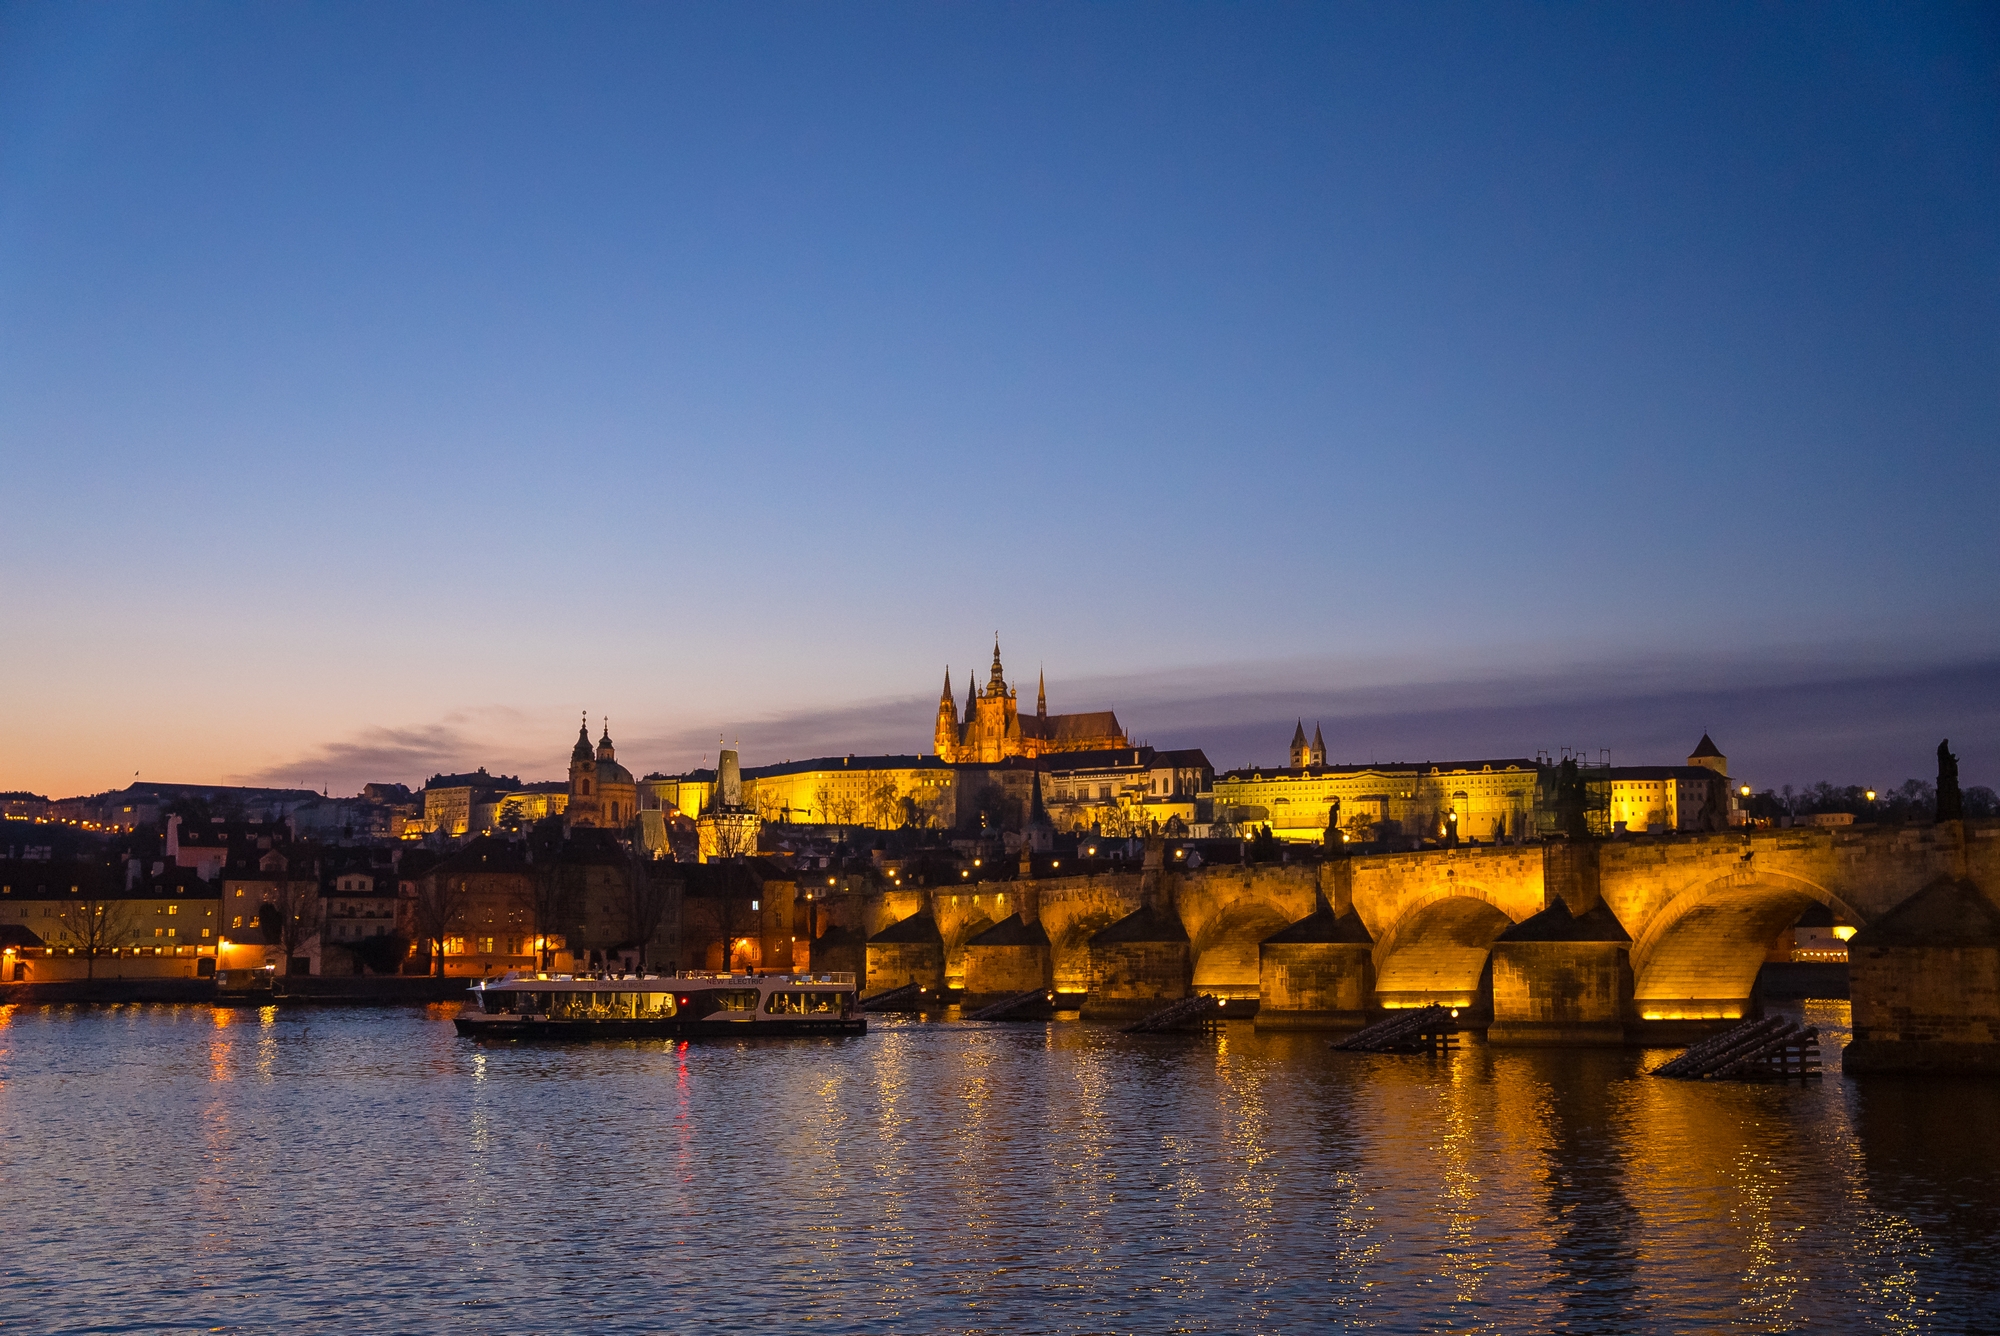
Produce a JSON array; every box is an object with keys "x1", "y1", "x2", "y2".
[{"x1": 452, "y1": 969, "x2": 865, "y2": 1039}]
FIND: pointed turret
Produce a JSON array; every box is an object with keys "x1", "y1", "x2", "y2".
[
  {"x1": 1037, "y1": 667, "x2": 1046, "y2": 718},
  {"x1": 988, "y1": 636, "x2": 1006, "y2": 694},
  {"x1": 935, "y1": 669, "x2": 960, "y2": 760},
  {"x1": 966, "y1": 674, "x2": 978, "y2": 717},
  {"x1": 571, "y1": 712, "x2": 593, "y2": 763},
  {"x1": 1289, "y1": 720, "x2": 1309, "y2": 768},
  {"x1": 1310, "y1": 723, "x2": 1326, "y2": 767},
  {"x1": 1687, "y1": 733, "x2": 1727, "y2": 777},
  {"x1": 598, "y1": 717, "x2": 615, "y2": 761}
]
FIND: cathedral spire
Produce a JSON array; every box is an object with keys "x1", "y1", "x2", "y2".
[
  {"x1": 988, "y1": 635, "x2": 1006, "y2": 694},
  {"x1": 1037, "y1": 666, "x2": 1046, "y2": 718},
  {"x1": 940, "y1": 668, "x2": 953, "y2": 705}
]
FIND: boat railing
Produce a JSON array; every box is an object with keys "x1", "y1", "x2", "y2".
[
  {"x1": 482, "y1": 969, "x2": 857, "y2": 987},
  {"x1": 672, "y1": 970, "x2": 856, "y2": 986}
]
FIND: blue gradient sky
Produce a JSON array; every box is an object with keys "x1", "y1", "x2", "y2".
[{"x1": 2, "y1": 3, "x2": 1995, "y2": 798}]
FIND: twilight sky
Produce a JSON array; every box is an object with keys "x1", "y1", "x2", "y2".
[{"x1": 2, "y1": 3, "x2": 1996, "y2": 799}]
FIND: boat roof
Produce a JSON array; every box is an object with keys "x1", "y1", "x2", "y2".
[{"x1": 476, "y1": 970, "x2": 856, "y2": 991}]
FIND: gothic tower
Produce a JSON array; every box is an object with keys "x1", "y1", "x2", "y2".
[
  {"x1": 935, "y1": 669, "x2": 959, "y2": 758},
  {"x1": 1289, "y1": 720, "x2": 1309, "y2": 768}
]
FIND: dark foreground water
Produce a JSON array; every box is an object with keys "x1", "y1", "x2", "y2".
[{"x1": 1, "y1": 1001, "x2": 1996, "y2": 1334}]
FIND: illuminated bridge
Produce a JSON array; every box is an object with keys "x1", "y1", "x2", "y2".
[{"x1": 855, "y1": 821, "x2": 1999, "y2": 1059}]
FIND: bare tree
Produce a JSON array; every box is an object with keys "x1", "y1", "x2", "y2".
[
  {"x1": 750, "y1": 783, "x2": 787, "y2": 826},
  {"x1": 261, "y1": 877, "x2": 321, "y2": 970},
  {"x1": 622, "y1": 846, "x2": 677, "y2": 970},
  {"x1": 529, "y1": 858, "x2": 581, "y2": 971},
  {"x1": 865, "y1": 780, "x2": 903, "y2": 830},
  {"x1": 53, "y1": 892, "x2": 139, "y2": 981},
  {"x1": 710, "y1": 813, "x2": 759, "y2": 860},
  {"x1": 410, "y1": 874, "x2": 468, "y2": 977}
]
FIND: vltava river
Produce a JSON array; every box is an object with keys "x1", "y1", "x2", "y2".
[{"x1": 0, "y1": 1001, "x2": 1993, "y2": 1333}]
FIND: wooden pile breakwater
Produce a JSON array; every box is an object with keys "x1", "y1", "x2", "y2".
[
  {"x1": 858, "y1": 982, "x2": 929, "y2": 1012},
  {"x1": 1328, "y1": 1004, "x2": 1458, "y2": 1055},
  {"x1": 964, "y1": 988, "x2": 1052, "y2": 1021},
  {"x1": 1122, "y1": 994, "x2": 1222, "y2": 1034},
  {"x1": 1651, "y1": 1015, "x2": 1820, "y2": 1080}
]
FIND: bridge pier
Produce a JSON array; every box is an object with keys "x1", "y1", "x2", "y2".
[
  {"x1": 1845, "y1": 874, "x2": 2000, "y2": 1074},
  {"x1": 961, "y1": 913, "x2": 1054, "y2": 1010},
  {"x1": 1081, "y1": 905, "x2": 1191, "y2": 1022},
  {"x1": 1254, "y1": 906, "x2": 1375, "y2": 1031},
  {"x1": 865, "y1": 906, "x2": 946, "y2": 994},
  {"x1": 1486, "y1": 901, "x2": 1633, "y2": 1046}
]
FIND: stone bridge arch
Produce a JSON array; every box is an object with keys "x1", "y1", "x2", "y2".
[
  {"x1": 1174, "y1": 866, "x2": 1321, "y2": 996},
  {"x1": 1187, "y1": 898, "x2": 1298, "y2": 994},
  {"x1": 1627, "y1": 869, "x2": 1864, "y2": 1020},
  {"x1": 1370, "y1": 886, "x2": 1526, "y2": 1011}
]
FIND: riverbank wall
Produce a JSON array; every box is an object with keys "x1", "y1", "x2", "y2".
[{"x1": 0, "y1": 976, "x2": 471, "y2": 1007}]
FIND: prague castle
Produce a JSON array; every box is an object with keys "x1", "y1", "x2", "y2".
[{"x1": 934, "y1": 640, "x2": 1128, "y2": 764}]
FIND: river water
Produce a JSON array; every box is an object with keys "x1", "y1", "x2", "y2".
[{"x1": 0, "y1": 1000, "x2": 1994, "y2": 1334}]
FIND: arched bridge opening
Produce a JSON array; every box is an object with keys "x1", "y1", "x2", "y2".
[
  {"x1": 1189, "y1": 900, "x2": 1297, "y2": 996},
  {"x1": 1631, "y1": 875, "x2": 1861, "y2": 1021},
  {"x1": 1373, "y1": 895, "x2": 1519, "y2": 1015}
]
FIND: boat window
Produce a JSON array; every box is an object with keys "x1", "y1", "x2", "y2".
[{"x1": 764, "y1": 991, "x2": 837, "y2": 1015}]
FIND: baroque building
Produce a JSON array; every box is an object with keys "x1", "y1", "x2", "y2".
[
  {"x1": 567, "y1": 716, "x2": 637, "y2": 830},
  {"x1": 934, "y1": 640, "x2": 1128, "y2": 764}
]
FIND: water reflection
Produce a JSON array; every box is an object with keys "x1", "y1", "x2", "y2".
[
  {"x1": 0, "y1": 1005, "x2": 1994, "y2": 1334},
  {"x1": 1522, "y1": 1051, "x2": 1643, "y2": 1329}
]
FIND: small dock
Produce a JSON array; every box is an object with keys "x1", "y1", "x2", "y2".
[
  {"x1": 1328, "y1": 1005, "x2": 1458, "y2": 1055},
  {"x1": 1122, "y1": 994, "x2": 1222, "y2": 1034},
  {"x1": 1651, "y1": 1015, "x2": 1820, "y2": 1080}
]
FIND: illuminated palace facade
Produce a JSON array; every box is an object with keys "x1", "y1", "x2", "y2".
[{"x1": 934, "y1": 641, "x2": 1128, "y2": 764}]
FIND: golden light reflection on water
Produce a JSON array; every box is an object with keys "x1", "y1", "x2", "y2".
[{"x1": 2, "y1": 1005, "x2": 1994, "y2": 1332}]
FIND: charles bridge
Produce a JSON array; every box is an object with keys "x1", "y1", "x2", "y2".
[{"x1": 845, "y1": 820, "x2": 2000, "y2": 1071}]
